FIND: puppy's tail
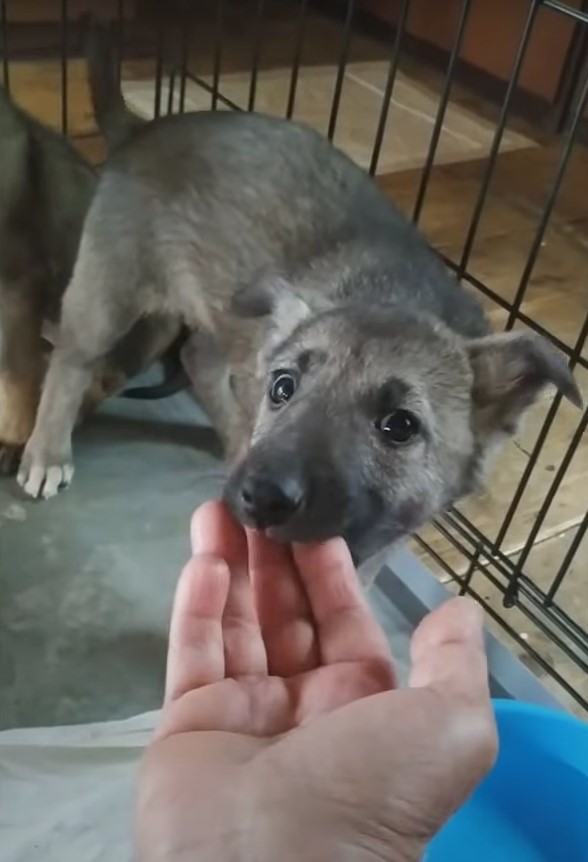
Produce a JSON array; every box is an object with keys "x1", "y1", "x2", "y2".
[
  {"x1": 83, "y1": 15, "x2": 146, "y2": 152},
  {"x1": 120, "y1": 333, "x2": 191, "y2": 401},
  {"x1": 121, "y1": 361, "x2": 190, "y2": 401}
]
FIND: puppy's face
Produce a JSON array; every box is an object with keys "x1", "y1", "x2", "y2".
[{"x1": 225, "y1": 285, "x2": 581, "y2": 564}]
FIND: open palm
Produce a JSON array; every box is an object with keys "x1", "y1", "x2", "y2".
[{"x1": 157, "y1": 501, "x2": 395, "y2": 741}]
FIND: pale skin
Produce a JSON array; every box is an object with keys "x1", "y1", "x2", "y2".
[{"x1": 136, "y1": 501, "x2": 498, "y2": 862}]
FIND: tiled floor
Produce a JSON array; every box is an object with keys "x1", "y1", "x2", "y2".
[
  {"x1": 121, "y1": 61, "x2": 535, "y2": 174},
  {"x1": 3, "y1": 3, "x2": 587, "y2": 713}
]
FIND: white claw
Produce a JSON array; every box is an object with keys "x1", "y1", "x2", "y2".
[
  {"x1": 19, "y1": 463, "x2": 45, "y2": 498},
  {"x1": 42, "y1": 466, "x2": 65, "y2": 499},
  {"x1": 18, "y1": 462, "x2": 74, "y2": 500}
]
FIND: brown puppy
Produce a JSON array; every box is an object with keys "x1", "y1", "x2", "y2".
[
  {"x1": 0, "y1": 84, "x2": 95, "y2": 472},
  {"x1": 0, "y1": 24, "x2": 181, "y2": 473}
]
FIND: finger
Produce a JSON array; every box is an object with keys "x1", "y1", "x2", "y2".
[
  {"x1": 409, "y1": 597, "x2": 492, "y2": 705},
  {"x1": 248, "y1": 529, "x2": 319, "y2": 676},
  {"x1": 191, "y1": 501, "x2": 267, "y2": 676},
  {"x1": 164, "y1": 554, "x2": 230, "y2": 704},
  {"x1": 190, "y1": 500, "x2": 247, "y2": 560},
  {"x1": 293, "y1": 539, "x2": 393, "y2": 673}
]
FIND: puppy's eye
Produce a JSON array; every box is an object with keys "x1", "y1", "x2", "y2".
[
  {"x1": 376, "y1": 410, "x2": 420, "y2": 445},
  {"x1": 269, "y1": 371, "x2": 298, "y2": 405}
]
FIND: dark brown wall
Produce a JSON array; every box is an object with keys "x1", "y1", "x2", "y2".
[
  {"x1": 6, "y1": 0, "x2": 137, "y2": 23},
  {"x1": 358, "y1": 0, "x2": 580, "y2": 102}
]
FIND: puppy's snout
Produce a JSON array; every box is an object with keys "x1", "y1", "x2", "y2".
[{"x1": 240, "y1": 473, "x2": 305, "y2": 529}]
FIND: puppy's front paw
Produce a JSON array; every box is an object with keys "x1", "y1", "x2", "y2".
[{"x1": 17, "y1": 445, "x2": 74, "y2": 500}]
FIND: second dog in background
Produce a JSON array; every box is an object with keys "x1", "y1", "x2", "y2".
[{"x1": 0, "y1": 21, "x2": 184, "y2": 475}]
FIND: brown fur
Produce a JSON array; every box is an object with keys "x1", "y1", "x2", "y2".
[{"x1": 0, "y1": 25, "x2": 182, "y2": 473}]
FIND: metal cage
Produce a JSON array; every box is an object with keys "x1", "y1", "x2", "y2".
[{"x1": 2, "y1": 0, "x2": 587, "y2": 714}]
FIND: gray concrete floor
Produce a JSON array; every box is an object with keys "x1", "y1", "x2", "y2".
[{"x1": 0, "y1": 379, "x2": 412, "y2": 731}]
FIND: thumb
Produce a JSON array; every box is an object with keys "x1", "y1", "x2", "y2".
[
  {"x1": 409, "y1": 597, "x2": 492, "y2": 705},
  {"x1": 273, "y1": 598, "x2": 497, "y2": 858},
  {"x1": 406, "y1": 596, "x2": 498, "y2": 815}
]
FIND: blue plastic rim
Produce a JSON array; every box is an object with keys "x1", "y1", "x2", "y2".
[{"x1": 427, "y1": 698, "x2": 588, "y2": 862}]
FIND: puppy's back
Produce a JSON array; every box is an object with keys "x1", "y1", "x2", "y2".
[{"x1": 95, "y1": 109, "x2": 487, "y2": 338}]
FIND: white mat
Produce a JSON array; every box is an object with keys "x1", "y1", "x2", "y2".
[{"x1": 0, "y1": 712, "x2": 158, "y2": 862}]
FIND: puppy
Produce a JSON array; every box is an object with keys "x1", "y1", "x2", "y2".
[
  {"x1": 17, "y1": 107, "x2": 581, "y2": 578},
  {"x1": 0, "y1": 23, "x2": 182, "y2": 473},
  {"x1": 0, "y1": 84, "x2": 96, "y2": 472}
]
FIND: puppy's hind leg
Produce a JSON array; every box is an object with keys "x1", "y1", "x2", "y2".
[
  {"x1": 18, "y1": 240, "x2": 143, "y2": 499},
  {"x1": 80, "y1": 314, "x2": 183, "y2": 419}
]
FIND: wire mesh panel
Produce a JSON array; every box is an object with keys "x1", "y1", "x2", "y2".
[{"x1": 1, "y1": 0, "x2": 587, "y2": 713}]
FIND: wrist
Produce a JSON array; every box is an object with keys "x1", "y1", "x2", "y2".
[{"x1": 243, "y1": 775, "x2": 427, "y2": 862}]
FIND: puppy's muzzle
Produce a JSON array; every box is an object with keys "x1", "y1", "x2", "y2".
[
  {"x1": 225, "y1": 444, "x2": 356, "y2": 543},
  {"x1": 238, "y1": 472, "x2": 305, "y2": 530}
]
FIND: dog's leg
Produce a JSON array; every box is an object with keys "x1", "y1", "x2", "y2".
[
  {"x1": 40, "y1": 319, "x2": 125, "y2": 425},
  {"x1": 17, "y1": 246, "x2": 143, "y2": 499},
  {"x1": 180, "y1": 331, "x2": 251, "y2": 463},
  {"x1": 0, "y1": 279, "x2": 44, "y2": 474},
  {"x1": 42, "y1": 314, "x2": 183, "y2": 420},
  {"x1": 80, "y1": 314, "x2": 183, "y2": 418}
]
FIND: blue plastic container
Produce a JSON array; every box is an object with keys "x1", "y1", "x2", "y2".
[{"x1": 427, "y1": 699, "x2": 588, "y2": 862}]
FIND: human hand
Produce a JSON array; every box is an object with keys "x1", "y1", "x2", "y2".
[{"x1": 136, "y1": 501, "x2": 497, "y2": 862}]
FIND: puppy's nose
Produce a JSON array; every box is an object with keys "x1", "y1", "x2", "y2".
[{"x1": 240, "y1": 474, "x2": 305, "y2": 529}]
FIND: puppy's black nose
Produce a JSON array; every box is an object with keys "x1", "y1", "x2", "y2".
[{"x1": 240, "y1": 474, "x2": 305, "y2": 528}]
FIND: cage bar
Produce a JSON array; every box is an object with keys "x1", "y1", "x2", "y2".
[
  {"x1": 178, "y1": 16, "x2": 190, "y2": 113},
  {"x1": 506, "y1": 407, "x2": 588, "y2": 593},
  {"x1": 494, "y1": 310, "x2": 588, "y2": 552},
  {"x1": 412, "y1": 0, "x2": 474, "y2": 221},
  {"x1": 506, "y1": 68, "x2": 588, "y2": 330},
  {"x1": 442, "y1": 509, "x2": 588, "y2": 656},
  {"x1": 166, "y1": 67, "x2": 176, "y2": 114},
  {"x1": 116, "y1": 0, "x2": 125, "y2": 81},
  {"x1": 414, "y1": 533, "x2": 588, "y2": 712},
  {"x1": 286, "y1": 0, "x2": 309, "y2": 119},
  {"x1": 1, "y1": 0, "x2": 9, "y2": 91},
  {"x1": 153, "y1": 19, "x2": 166, "y2": 118},
  {"x1": 457, "y1": 0, "x2": 541, "y2": 277},
  {"x1": 60, "y1": 0, "x2": 68, "y2": 135},
  {"x1": 248, "y1": 0, "x2": 266, "y2": 112},
  {"x1": 186, "y1": 69, "x2": 242, "y2": 112},
  {"x1": 368, "y1": 0, "x2": 410, "y2": 176},
  {"x1": 432, "y1": 516, "x2": 588, "y2": 678},
  {"x1": 546, "y1": 510, "x2": 588, "y2": 604},
  {"x1": 210, "y1": 0, "x2": 225, "y2": 110},
  {"x1": 543, "y1": 0, "x2": 588, "y2": 25},
  {"x1": 327, "y1": 0, "x2": 355, "y2": 141}
]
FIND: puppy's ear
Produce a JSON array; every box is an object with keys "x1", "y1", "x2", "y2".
[
  {"x1": 232, "y1": 276, "x2": 311, "y2": 334},
  {"x1": 468, "y1": 331, "x2": 582, "y2": 441}
]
